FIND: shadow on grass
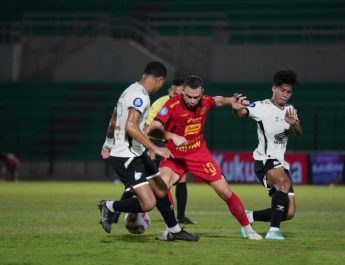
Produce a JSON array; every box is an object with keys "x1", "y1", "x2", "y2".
[{"x1": 101, "y1": 234, "x2": 152, "y2": 243}]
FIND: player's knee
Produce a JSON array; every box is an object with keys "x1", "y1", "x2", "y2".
[
  {"x1": 141, "y1": 198, "x2": 156, "y2": 211},
  {"x1": 155, "y1": 189, "x2": 167, "y2": 199},
  {"x1": 275, "y1": 179, "x2": 291, "y2": 193},
  {"x1": 218, "y1": 188, "x2": 232, "y2": 201},
  {"x1": 286, "y1": 211, "x2": 295, "y2": 220}
]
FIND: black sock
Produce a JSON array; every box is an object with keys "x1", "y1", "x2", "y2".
[
  {"x1": 120, "y1": 190, "x2": 134, "y2": 200},
  {"x1": 176, "y1": 182, "x2": 187, "y2": 220},
  {"x1": 113, "y1": 198, "x2": 143, "y2": 213},
  {"x1": 270, "y1": 191, "x2": 288, "y2": 228},
  {"x1": 253, "y1": 208, "x2": 271, "y2": 222},
  {"x1": 156, "y1": 195, "x2": 178, "y2": 228}
]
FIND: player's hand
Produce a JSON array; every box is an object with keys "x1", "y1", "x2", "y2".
[
  {"x1": 147, "y1": 149, "x2": 156, "y2": 160},
  {"x1": 171, "y1": 134, "x2": 188, "y2": 146},
  {"x1": 154, "y1": 147, "x2": 174, "y2": 159},
  {"x1": 285, "y1": 107, "x2": 298, "y2": 125},
  {"x1": 101, "y1": 148, "x2": 111, "y2": 159},
  {"x1": 101, "y1": 137, "x2": 114, "y2": 159},
  {"x1": 231, "y1": 93, "x2": 250, "y2": 109}
]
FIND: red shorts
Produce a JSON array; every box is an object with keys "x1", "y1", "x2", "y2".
[
  {"x1": 5, "y1": 154, "x2": 19, "y2": 170},
  {"x1": 160, "y1": 144, "x2": 222, "y2": 183}
]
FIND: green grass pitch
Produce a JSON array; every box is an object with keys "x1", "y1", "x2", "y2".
[{"x1": 0, "y1": 182, "x2": 344, "y2": 265}]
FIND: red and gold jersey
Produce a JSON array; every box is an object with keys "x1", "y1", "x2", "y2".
[{"x1": 154, "y1": 94, "x2": 215, "y2": 156}]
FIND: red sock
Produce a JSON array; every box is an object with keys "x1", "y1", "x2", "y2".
[
  {"x1": 225, "y1": 193, "x2": 249, "y2": 226},
  {"x1": 167, "y1": 189, "x2": 175, "y2": 208}
]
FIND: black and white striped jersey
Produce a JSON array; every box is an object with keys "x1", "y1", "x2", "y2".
[
  {"x1": 110, "y1": 82, "x2": 150, "y2": 158},
  {"x1": 246, "y1": 99, "x2": 298, "y2": 170}
]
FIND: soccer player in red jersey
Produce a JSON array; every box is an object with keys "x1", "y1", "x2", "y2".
[
  {"x1": 0, "y1": 153, "x2": 19, "y2": 181},
  {"x1": 148, "y1": 75, "x2": 262, "y2": 240}
]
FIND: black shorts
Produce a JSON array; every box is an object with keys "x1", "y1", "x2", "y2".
[
  {"x1": 149, "y1": 138, "x2": 166, "y2": 167},
  {"x1": 254, "y1": 159, "x2": 295, "y2": 196},
  {"x1": 109, "y1": 153, "x2": 159, "y2": 190}
]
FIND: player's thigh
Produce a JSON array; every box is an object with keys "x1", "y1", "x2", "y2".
[
  {"x1": 134, "y1": 184, "x2": 157, "y2": 211},
  {"x1": 266, "y1": 167, "x2": 291, "y2": 193},
  {"x1": 208, "y1": 175, "x2": 232, "y2": 200},
  {"x1": 159, "y1": 158, "x2": 186, "y2": 188},
  {"x1": 159, "y1": 166, "x2": 181, "y2": 188},
  {"x1": 109, "y1": 156, "x2": 150, "y2": 190},
  {"x1": 148, "y1": 176, "x2": 168, "y2": 198},
  {"x1": 185, "y1": 149, "x2": 222, "y2": 182},
  {"x1": 141, "y1": 151, "x2": 166, "y2": 197},
  {"x1": 178, "y1": 174, "x2": 187, "y2": 183}
]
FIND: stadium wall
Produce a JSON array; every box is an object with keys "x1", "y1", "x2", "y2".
[
  {"x1": 210, "y1": 44, "x2": 345, "y2": 82},
  {"x1": 15, "y1": 152, "x2": 344, "y2": 186},
  {"x1": 2, "y1": 38, "x2": 344, "y2": 82},
  {"x1": 0, "y1": 44, "x2": 21, "y2": 81},
  {"x1": 11, "y1": 37, "x2": 175, "y2": 82}
]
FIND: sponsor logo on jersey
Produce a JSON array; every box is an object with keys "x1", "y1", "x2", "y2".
[
  {"x1": 159, "y1": 106, "x2": 168, "y2": 116},
  {"x1": 187, "y1": 117, "x2": 202, "y2": 124},
  {"x1": 274, "y1": 131, "x2": 288, "y2": 144},
  {"x1": 275, "y1": 117, "x2": 284, "y2": 122},
  {"x1": 248, "y1": 102, "x2": 256, "y2": 108},
  {"x1": 134, "y1": 171, "x2": 142, "y2": 180},
  {"x1": 176, "y1": 139, "x2": 201, "y2": 152},
  {"x1": 133, "y1": 98, "x2": 143, "y2": 107},
  {"x1": 184, "y1": 123, "x2": 201, "y2": 136},
  {"x1": 170, "y1": 101, "x2": 180, "y2": 108}
]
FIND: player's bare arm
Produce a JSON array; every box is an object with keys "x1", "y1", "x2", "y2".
[
  {"x1": 285, "y1": 107, "x2": 303, "y2": 136},
  {"x1": 148, "y1": 120, "x2": 188, "y2": 146},
  {"x1": 233, "y1": 106, "x2": 249, "y2": 117},
  {"x1": 101, "y1": 107, "x2": 117, "y2": 159},
  {"x1": 106, "y1": 107, "x2": 117, "y2": 138},
  {"x1": 126, "y1": 109, "x2": 173, "y2": 159},
  {"x1": 213, "y1": 94, "x2": 250, "y2": 108}
]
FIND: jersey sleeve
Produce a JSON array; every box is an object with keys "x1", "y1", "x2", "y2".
[
  {"x1": 146, "y1": 96, "x2": 168, "y2": 126},
  {"x1": 205, "y1": 95, "x2": 216, "y2": 108},
  {"x1": 154, "y1": 99, "x2": 173, "y2": 126},
  {"x1": 246, "y1": 100, "x2": 266, "y2": 121},
  {"x1": 126, "y1": 92, "x2": 149, "y2": 114}
]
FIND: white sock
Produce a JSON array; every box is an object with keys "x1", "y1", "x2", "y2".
[
  {"x1": 247, "y1": 211, "x2": 254, "y2": 224},
  {"x1": 244, "y1": 224, "x2": 253, "y2": 232},
  {"x1": 106, "y1": 201, "x2": 115, "y2": 213},
  {"x1": 268, "y1": 227, "x2": 280, "y2": 232},
  {"x1": 167, "y1": 224, "x2": 181, "y2": 233}
]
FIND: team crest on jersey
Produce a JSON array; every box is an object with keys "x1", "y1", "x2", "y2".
[
  {"x1": 133, "y1": 97, "x2": 143, "y2": 107},
  {"x1": 248, "y1": 102, "x2": 256, "y2": 108},
  {"x1": 200, "y1": 106, "x2": 206, "y2": 115},
  {"x1": 159, "y1": 106, "x2": 168, "y2": 116}
]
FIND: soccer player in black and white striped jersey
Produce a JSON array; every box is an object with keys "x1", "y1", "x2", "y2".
[
  {"x1": 234, "y1": 70, "x2": 303, "y2": 240},
  {"x1": 98, "y1": 61, "x2": 199, "y2": 241}
]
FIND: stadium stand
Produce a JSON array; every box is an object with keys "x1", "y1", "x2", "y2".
[
  {"x1": 0, "y1": 1, "x2": 344, "y2": 178},
  {"x1": 1, "y1": 82, "x2": 344, "y2": 163},
  {"x1": 0, "y1": 82, "x2": 116, "y2": 161},
  {"x1": 1, "y1": 0, "x2": 344, "y2": 44}
]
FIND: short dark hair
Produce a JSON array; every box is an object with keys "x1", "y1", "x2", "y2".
[
  {"x1": 273, "y1": 70, "x2": 298, "y2": 88},
  {"x1": 184, "y1": 75, "x2": 204, "y2": 89},
  {"x1": 172, "y1": 78, "x2": 184, "y2": 86},
  {"x1": 144, "y1": 61, "x2": 167, "y2": 78}
]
